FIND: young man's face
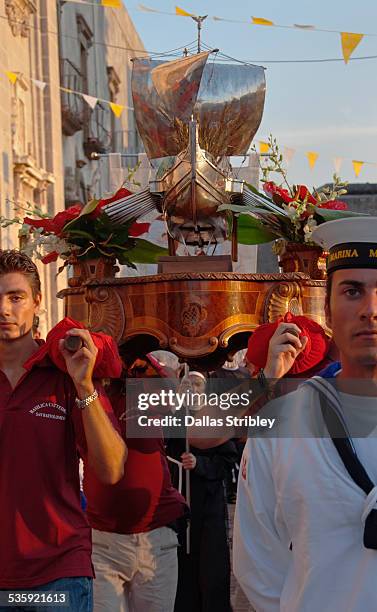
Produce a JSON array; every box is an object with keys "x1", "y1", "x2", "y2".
[
  {"x1": 0, "y1": 273, "x2": 40, "y2": 341},
  {"x1": 325, "y1": 268, "x2": 377, "y2": 370}
]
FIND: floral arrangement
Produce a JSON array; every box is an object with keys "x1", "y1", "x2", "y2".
[
  {"x1": 1, "y1": 187, "x2": 167, "y2": 269},
  {"x1": 221, "y1": 135, "x2": 362, "y2": 248}
]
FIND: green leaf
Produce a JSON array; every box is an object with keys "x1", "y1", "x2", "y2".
[
  {"x1": 117, "y1": 252, "x2": 137, "y2": 268},
  {"x1": 128, "y1": 239, "x2": 169, "y2": 263},
  {"x1": 218, "y1": 203, "x2": 248, "y2": 214},
  {"x1": 314, "y1": 208, "x2": 369, "y2": 222},
  {"x1": 79, "y1": 199, "x2": 100, "y2": 217},
  {"x1": 245, "y1": 182, "x2": 272, "y2": 202},
  {"x1": 64, "y1": 229, "x2": 95, "y2": 240},
  {"x1": 237, "y1": 214, "x2": 279, "y2": 244}
]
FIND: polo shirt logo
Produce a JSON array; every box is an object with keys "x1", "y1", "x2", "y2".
[{"x1": 29, "y1": 402, "x2": 66, "y2": 421}]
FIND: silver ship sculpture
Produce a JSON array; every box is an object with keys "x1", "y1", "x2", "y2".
[{"x1": 104, "y1": 50, "x2": 267, "y2": 259}]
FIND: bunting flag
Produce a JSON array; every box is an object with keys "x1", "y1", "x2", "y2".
[
  {"x1": 133, "y1": 6, "x2": 372, "y2": 64},
  {"x1": 293, "y1": 24, "x2": 315, "y2": 30},
  {"x1": 333, "y1": 156, "x2": 343, "y2": 174},
  {"x1": 82, "y1": 94, "x2": 98, "y2": 109},
  {"x1": 306, "y1": 151, "x2": 319, "y2": 170},
  {"x1": 352, "y1": 160, "x2": 364, "y2": 177},
  {"x1": 340, "y1": 32, "x2": 364, "y2": 64},
  {"x1": 101, "y1": 0, "x2": 121, "y2": 7},
  {"x1": 32, "y1": 78, "x2": 47, "y2": 91},
  {"x1": 259, "y1": 141, "x2": 270, "y2": 154},
  {"x1": 138, "y1": 3, "x2": 160, "y2": 12},
  {"x1": 175, "y1": 6, "x2": 193, "y2": 17},
  {"x1": 252, "y1": 16, "x2": 274, "y2": 26},
  {"x1": 64, "y1": 0, "x2": 122, "y2": 5},
  {"x1": 283, "y1": 147, "x2": 296, "y2": 165},
  {"x1": 5, "y1": 71, "x2": 18, "y2": 85},
  {"x1": 109, "y1": 102, "x2": 125, "y2": 118}
]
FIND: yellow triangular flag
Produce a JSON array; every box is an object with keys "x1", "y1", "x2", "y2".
[
  {"x1": 175, "y1": 6, "x2": 193, "y2": 17},
  {"x1": 5, "y1": 71, "x2": 18, "y2": 85},
  {"x1": 340, "y1": 32, "x2": 364, "y2": 64},
  {"x1": 101, "y1": 0, "x2": 121, "y2": 7},
  {"x1": 259, "y1": 141, "x2": 269, "y2": 154},
  {"x1": 252, "y1": 17, "x2": 274, "y2": 26},
  {"x1": 109, "y1": 102, "x2": 124, "y2": 118},
  {"x1": 352, "y1": 160, "x2": 364, "y2": 177},
  {"x1": 306, "y1": 151, "x2": 319, "y2": 170}
]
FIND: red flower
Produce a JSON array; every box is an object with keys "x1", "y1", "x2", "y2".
[
  {"x1": 41, "y1": 251, "x2": 59, "y2": 264},
  {"x1": 24, "y1": 205, "x2": 82, "y2": 236},
  {"x1": 263, "y1": 181, "x2": 292, "y2": 203},
  {"x1": 317, "y1": 199, "x2": 348, "y2": 210},
  {"x1": 93, "y1": 187, "x2": 133, "y2": 219},
  {"x1": 128, "y1": 222, "x2": 151, "y2": 237},
  {"x1": 293, "y1": 185, "x2": 317, "y2": 205}
]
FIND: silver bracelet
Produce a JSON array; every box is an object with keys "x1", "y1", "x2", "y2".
[{"x1": 75, "y1": 389, "x2": 98, "y2": 410}]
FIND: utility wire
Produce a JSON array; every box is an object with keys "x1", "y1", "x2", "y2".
[
  {"x1": 201, "y1": 40, "x2": 377, "y2": 65},
  {"x1": 0, "y1": 11, "x2": 196, "y2": 58}
]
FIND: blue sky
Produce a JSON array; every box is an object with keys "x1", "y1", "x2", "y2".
[{"x1": 128, "y1": 0, "x2": 377, "y2": 189}]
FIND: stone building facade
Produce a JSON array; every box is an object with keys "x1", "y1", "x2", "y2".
[
  {"x1": 0, "y1": 0, "x2": 146, "y2": 333},
  {"x1": 0, "y1": 0, "x2": 65, "y2": 336},
  {"x1": 340, "y1": 183, "x2": 377, "y2": 214},
  {"x1": 58, "y1": 1, "x2": 146, "y2": 205}
]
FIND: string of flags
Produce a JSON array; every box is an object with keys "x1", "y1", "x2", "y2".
[
  {"x1": 258, "y1": 141, "x2": 373, "y2": 178},
  {"x1": 137, "y1": 5, "x2": 369, "y2": 64},
  {"x1": 3, "y1": 71, "x2": 374, "y2": 178},
  {"x1": 63, "y1": 0, "x2": 122, "y2": 7},
  {"x1": 4, "y1": 71, "x2": 131, "y2": 118}
]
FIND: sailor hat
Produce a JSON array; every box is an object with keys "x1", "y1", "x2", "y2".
[{"x1": 311, "y1": 216, "x2": 377, "y2": 273}]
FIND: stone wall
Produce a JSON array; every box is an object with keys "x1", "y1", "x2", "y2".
[{"x1": 0, "y1": 0, "x2": 65, "y2": 335}]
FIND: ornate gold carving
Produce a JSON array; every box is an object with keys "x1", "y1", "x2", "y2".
[
  {"x1": 263, "y1": 281, "x2": 303, "y2": 323},
  {"x1": 181, "y1": 298, "x2": 207, "y2": 337},
  {"x1": 5, "y1": 0, "x2": 36, "y2": 37},
  {"x1": 85, "y1": 271, "x2": 310, "y2": 286},
  {"x1": 86, "y1": 287, "x2": 125, "y2": 341}
]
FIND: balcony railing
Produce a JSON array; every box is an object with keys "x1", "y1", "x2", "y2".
[
  {"x1": 83, "y1": 104, "x2": 111, "y2": 158},
  {"x1": 60, "y1": 58, "x2": 85, "y2": 135}
]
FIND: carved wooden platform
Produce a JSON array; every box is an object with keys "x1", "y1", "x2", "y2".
[{"x1": 58, "y1": 271, "x2": 327, "y2": 369}]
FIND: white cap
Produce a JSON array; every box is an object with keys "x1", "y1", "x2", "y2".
[
  {"x1": 311, "y1": 217, "x2": 377, "y2": 272},
  {"x1": 312, "y1": 217, "x2": 377, "y2": 250},
  {"x1": 188, "y1": 371, "x2": 206, "y2": 381}
]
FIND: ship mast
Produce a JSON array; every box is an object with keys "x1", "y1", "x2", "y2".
[{"x1": 190, "y1": 14, "x2": 208, "y2": 53}]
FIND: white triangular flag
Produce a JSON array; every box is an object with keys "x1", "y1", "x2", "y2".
[
  {"x1": 82, "y1": 94, "x2": 98, "y2": 109},
  {"x1": 333, "y1": 157, "x2": 343, "y2": 174},
  {"x1": 283, "y1": 147, "x2": 295, "y2": 165},
  {"x1": 32, "y1": 78, "x2": 47, "y2": 91}
]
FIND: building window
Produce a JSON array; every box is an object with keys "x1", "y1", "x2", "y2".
[{"x1": 107, "y1": 66, "x2": 121, "y2": 152}]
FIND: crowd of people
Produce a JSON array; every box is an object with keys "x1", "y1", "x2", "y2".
[{"x1": 0, "y1": 215, "x2": 377, "y2": 612}]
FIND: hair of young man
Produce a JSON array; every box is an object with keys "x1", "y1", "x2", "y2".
[{"x1": 0, "y1": 250, "x2": 41, "y2": 299}]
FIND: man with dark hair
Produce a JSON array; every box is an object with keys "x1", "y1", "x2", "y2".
[
  {"x1": 0, "y1": 250, "x2": 126, "y2": 612},
  {"x1": 234, "y1": 218, "x2": 377, "y2": 612},
  {"x1": 85, "y1": 353, "x2": 186, "y2": 612}
]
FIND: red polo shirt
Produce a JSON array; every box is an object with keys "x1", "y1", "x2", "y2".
[
  {"x1": 84, "y1": 391, "x2": 186, "y2": 534},
  {"x1": 0, "y1": 355, "x2": 112, "y2": 588}
]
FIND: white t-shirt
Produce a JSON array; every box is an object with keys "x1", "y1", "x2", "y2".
[{"x1": 233, "y1": 384, "x2": 377, "y2": 612}]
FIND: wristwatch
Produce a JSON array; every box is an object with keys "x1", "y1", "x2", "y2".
[{"x1": 75, "y1": 389, "x2": 98, "y2": 410}]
